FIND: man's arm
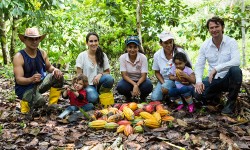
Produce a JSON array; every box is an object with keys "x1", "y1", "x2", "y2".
[
  {"x1": 195, "y1": 45, "x2": 206, "y2": 83},
  {"x1": 13, "y1": 53, "x2": 41, "y2": 85},
  {"x1": 194, "y1": 44, "x2": 206, "y2": 94}
]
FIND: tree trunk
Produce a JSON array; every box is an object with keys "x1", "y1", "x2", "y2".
[
  {"x1": 10, "y1": 16, "x2": 18, "y2": 62},
  {"x1": 241, "y1": 0, "x2": 246, "y2": 67},
  {"x1": 0, "y1": 12, "x2": 8, "y2": 64},
  {"x1": 136, "y1": 0, "x2": 144, "y2": 52}
]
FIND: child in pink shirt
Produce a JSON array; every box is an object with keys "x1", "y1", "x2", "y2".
[{"x1": 169, "y1": 52, "x2": 196, "y2": 113}]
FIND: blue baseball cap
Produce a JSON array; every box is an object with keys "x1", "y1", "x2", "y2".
[{"x1": 125, "y1": 36, "x2": 140, "y2": 46}]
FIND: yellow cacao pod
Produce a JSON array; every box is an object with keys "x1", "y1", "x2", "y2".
[
  {"x1": 88, "y1": 120, "x2": 107, "y2": 129},
  {"x1": 100, "y1": 108, "x2": 109, "y2": 115},
  {"x1": 152, "y1": 112, "x2": 161, "y2": 124},
  {"x1": 140, "y1": 111, "x2": 156, "y2": 120},
  {"x1": 107, "y1": 113, "x2": 124, "y2": 122},
  {"x1": 157, "y1": 109, "x2": 170, "y2": 117},
  {"x1": 116, "y1": 125, "x2": 126, "y2": 133},
  {"x1": 123, "y1": 106, "x2": 135, "y2": 121},
  {"x1": 144, "y1": 119, "x2": 160, "y2": 128}
]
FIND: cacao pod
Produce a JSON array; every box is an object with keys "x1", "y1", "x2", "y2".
[
  {"x1": 161, "y1": 115, "x2": 175, "y2": 121},
  {"x1": 140, "y1": 111, "x2": 156, "y2": 120},
  {"x1": 134, "y1": 125, "x2": 143, "y2": 133},
  {"x1": 128, "y1": 102, "x2": 138, "y2": 111},
  {"x1": 107, "y1": 114, "x2": 124, "y2": 122},
  {"x1": 144, "y1": 119, "x2": 160, "y2": 128},
  {"x1": 116, "y1": 125, "x2": 126, "y2": 133},
  {"x1": 117, "y1": 120, "x2": 131, "y2": 125},
  {"x1": 152, "y1": 112, "x2": 161, "y2": 124},
  {"x1": 123, "y1": 106, "x2": 135, "y2": 120},
  {"x1": 104, "y1": 122, "x2": 119, "y2": 130},
  {"x1": 88, "y1": 120, "x2": 107, "y2": 129},
  {"x1": 124, "y1": 125, "x2": 133, "y2": 136}
]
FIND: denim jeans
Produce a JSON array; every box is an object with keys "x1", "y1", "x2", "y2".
[
  {"x1": 195, "y1": 66, "x2": 242, "y2": 103},
  {"x1": 116, "y1": 78, "x2": 153, "y2": 101},
  {"x1": 168, "y1": 86, "x2": 194, "y2": 98},
  {"x1": 151, "y1": 80, "x2": 175, "y2": 101},
  {"x1": 85, "y1": 74, "x2": 114, "y2": 104},
  {"x1": 66, "y1": 103, "x2": 94, "y2": 112}
]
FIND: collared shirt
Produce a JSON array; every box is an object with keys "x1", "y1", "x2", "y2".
[
  {"x1": 152, "y1": 47, "x2": 192, "y2": 82},
  {"x1": 76, "y1": 51, "x2": 110, "y2": 85},
  {"x1": 119, "y1": 52, "x2": 148, "y2": 81},
  {"x1": 195, "y1": 35, "x2": 240, "y2": 83}
]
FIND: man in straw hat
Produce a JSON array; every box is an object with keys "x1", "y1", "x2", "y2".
[{"x1": 13, "y1": 27, "x2": 64, "y2": 114}]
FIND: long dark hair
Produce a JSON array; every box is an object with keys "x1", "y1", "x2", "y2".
[
  {"x1": 86, "y1": 32, "x2": 104, "y2": 68},
  {"x1": 173, "y1": 52, "x2": 192, "y2": 68}
]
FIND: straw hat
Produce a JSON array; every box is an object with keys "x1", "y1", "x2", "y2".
[{"x1": 18, "y1": 27, "x2": 46, "y2": 42}]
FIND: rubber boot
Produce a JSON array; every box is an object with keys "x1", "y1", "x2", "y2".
[
  {"x1": 49, "y1": 87, "x2": 61, "y2": 105},
  {"x1": 221, "y1": 98, "x2": 235, "y2": 116},
  {"x1": 221, "y1": 80, "x2": 241, "y2": 116},
  {"x1": 99, "y1": 92, "x2": 114, "y2": 108},
  {"x1": 20, "y1": 100, "x2": 30, "y2": 114},
  {"x1": 58, "y1": 109, "x2": 72, "y2": 119}
]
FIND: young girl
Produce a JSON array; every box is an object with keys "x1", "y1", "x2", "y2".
[
  {"x1": 169, "y1": 52, "x2": 196, "y2": 113},
  {"x1": 58, "y1": 74, "x2": 94, "y2": 119}
]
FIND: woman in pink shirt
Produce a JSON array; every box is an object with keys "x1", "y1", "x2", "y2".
[{"x1": 116, "y1": 36, "x2": 153, "y2": 102}]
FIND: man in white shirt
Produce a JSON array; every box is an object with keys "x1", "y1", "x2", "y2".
[{"x1": 195, "y1": 16, "x2": 242, "y2": 115}]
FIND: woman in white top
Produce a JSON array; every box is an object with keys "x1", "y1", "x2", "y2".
[
  {"x1": 76, "y1": 32, "x2": 114, "y2": 104},
  {"x1": 117, "y1": 36, "x2": 153, "y2": 102},
  {"x1": 151, "y1": 31, "x2": 192, "y2": 101}
]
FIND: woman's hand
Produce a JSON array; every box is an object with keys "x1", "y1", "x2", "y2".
[
  {"x1": 93, "y1": 73, "x2": 103, "y2": 85},
  {"x1": 132, "y1": 84, "x2": 140, "y2": 97}
]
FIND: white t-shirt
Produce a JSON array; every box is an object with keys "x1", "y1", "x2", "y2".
[
  {"x1": 76, "y1": 51, "x2": 110, "y2": 85},
  {"x1": 119, "y1": 52, "x2": 148, "y2": 81},
  {"x1": 152, "y1": 47, "x2": 191, "y2": 82}
]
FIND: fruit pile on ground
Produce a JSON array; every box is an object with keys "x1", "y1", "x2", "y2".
[{"x1": 88, "y1": 101, "x2": 175, "y2": 136}]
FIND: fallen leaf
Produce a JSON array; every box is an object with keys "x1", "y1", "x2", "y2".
[
  {"x1": 219, "y1": 133, "x2": 234, "y2": 145},
  {"x1": 176, "y1": 119, "x2": 187, "y2": 127},
  {"x1": 25, "y1": 137, "x2": 39, "y2": 147}
]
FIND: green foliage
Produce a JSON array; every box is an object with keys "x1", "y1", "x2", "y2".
[
  {"x1": 0, "y1": 124, "x2": 3, "y2": 134},
  {"x1": 1, "y1": 0, "x2": 249, "y2": 74},
  {"x1": 19, "y1": 121, "x2": 26, "y2": 128},
  {"x1": 0, "y1": 65, "x2": 14, "y2": 79}
]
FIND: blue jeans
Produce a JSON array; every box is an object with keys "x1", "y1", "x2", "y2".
[
  {"x1": 151, "y1": 80, "x2": 175, "y2": 101},
  {"x1": 85, "y1": 74, "x2": 114, "y2": 104},
  {"x1": 195, "y1": 66, "x2": 242, "y2": 103},
  {"x1": 168, "y1": 86, "x2": 194, "y2": 99},
  {"x1": 66, "y1": 103, "x2": 94, "y2": 112},
  {"x1": 116, "y1": 78, "x2": 153, "y2": 101}
]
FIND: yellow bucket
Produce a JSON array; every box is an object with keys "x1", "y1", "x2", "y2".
[{"x1": 99, "y1": 92, "x2": 114, "y2": 108}]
